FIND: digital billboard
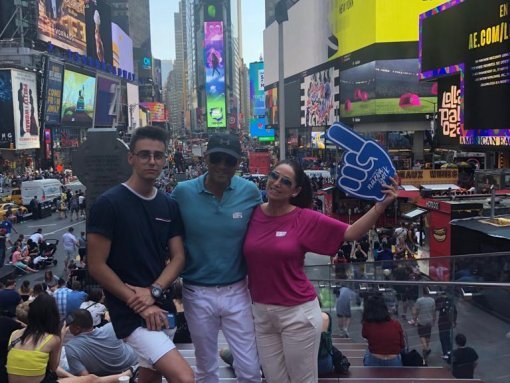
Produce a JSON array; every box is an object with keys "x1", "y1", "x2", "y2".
[
  {"x1": 204, "y1": 21, "x2": 226, "y2": 128},
  {"x1": 420, "y1": 0, "x2": 510, "y2": 146},
  {"x1": 85, "y1": 0, "x2": 113, "y2": 65},
  {"x1": 95, "y1": 76, "x2": 120, "y2": 126},
  {"x1": 250, "y1": 117, "x2": 275, "y2": 142},
  {"x1": 265, "y1": 87, "x2": 278, "y2": 126},
  {"x1": 37, "y1": 0, "x2": 87, "y2": 54},
  {"x1": 0, "y1": 70, "x2": 15, "y2": 149},
  {"x1": 436, "y1": 75, "x2": 462, "y2": 149},
  {"x1": 61, "y1": 70, "x2": 96, "y2": 127},
  {"x1": 140, "y1": 102, "x2": 167, "y2": 123},
  {"x1": 10, "y1": 70, "x2": 41, "y2": 150},
  {"x1": 112, "y1": 23, "x2": 134, "y2": 74},
  {"x1": 328, "y1": 0, "x2": 445, "y2": 60},
  {"x1": 127, "y1": 83, "x2": 139, "y2": 131},
  {"x1": 301, "y1": 67, "x2": 339, "y2": 127},
  {"x1": 340, "y1": 59, "x2": 436, "y2": 122},
  {"x1": 311, "y1": 131, "x2": 326, "y2": 149},
  {"x1": 249, "y1": 62, "x2": 265, "y2": 117},
  {"x1": 45, "y1": 60, "x2": 64, "y2": 125}
]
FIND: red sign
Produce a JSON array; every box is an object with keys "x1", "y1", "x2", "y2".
[{"x1": 248, "y1": 151, "x2": 271, "y2": 175}]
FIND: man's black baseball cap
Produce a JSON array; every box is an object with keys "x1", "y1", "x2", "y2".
[{"x1": 205, "y1": 133, "x2": 242, "y2": 159}]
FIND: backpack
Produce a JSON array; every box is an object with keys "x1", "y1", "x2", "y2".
[{"x1": 332, "y1": 345, "x2": 351, "y2": 373}]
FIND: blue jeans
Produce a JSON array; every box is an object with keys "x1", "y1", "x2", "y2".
[{"x1": 364, "y1": 351, "x2": 403, "y2": 366}]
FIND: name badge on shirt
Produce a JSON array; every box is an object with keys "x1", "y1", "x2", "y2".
[
  {"x1": 233, "y1": 212, "x2": 243, "y2": 219},
  {"x1": 276, "y1": 231, "x2": 287, "y2": 237}
]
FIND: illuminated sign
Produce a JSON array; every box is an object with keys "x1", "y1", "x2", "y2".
[
  {"x1": 44, "y1": 60, "x2": 64, "y2": 125},
  {"x1": 61, "y1": 69, "x2": 96, "y2": 128},
  {"x1": 204, "y1": 21, "x2": 226, "y2": 128},
  {"x1": 301, "y1": 67, "x2": 339, "y2": 127},
  {"x1": 0, "y1": 70, "x2": 15, "y2": 148},
  {"x1": 250, "y1": 117, "x2": 274, "y2": 142},
  {"x1": 249, "y1": 62, "x2": 265, "y2": 117},
  {"x1": 420, "y1": 0, "x2": 510, "y2": 146}
]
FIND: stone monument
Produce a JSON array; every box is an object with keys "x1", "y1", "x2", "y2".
[{"x1": 72, "y1": 128, "x2": 132, "y2": 215}]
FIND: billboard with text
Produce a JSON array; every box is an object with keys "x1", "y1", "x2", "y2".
[
  {"x1": 37, "y1": 0, "x2": 87, "y2": 54},
  {"x1": 44, "y1": 60, "x2": 64, "y2": 125},
  {"x1": 11, "y1": 70, "x2": 41, "y2": 149},
  {"x1": 204, "y1": 21, "x2": 226, "y2": 128},
  {"x1": 249, "y1": 62, "x2": 265, "y2": 117}
]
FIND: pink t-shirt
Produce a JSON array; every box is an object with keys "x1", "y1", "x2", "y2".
[{"x1": 243, "y1": 206, "x2": 348, "y2": 306}]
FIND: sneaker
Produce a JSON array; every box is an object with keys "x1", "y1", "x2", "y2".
[{"x1": 407, "y1": 319, "x2": 415, "y2": 325}]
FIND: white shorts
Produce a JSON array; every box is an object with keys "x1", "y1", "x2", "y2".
[{"x1": 125, "y1": 326, "x2": 176, "y2": 369}]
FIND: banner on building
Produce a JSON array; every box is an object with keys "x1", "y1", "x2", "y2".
[{"x1": 11, "y1": 70, "x2": 41, "y2": 149}]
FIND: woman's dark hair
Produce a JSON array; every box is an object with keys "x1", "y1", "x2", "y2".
[
  {"x1": 32, "y1": 283, "x2": 44, "y2": 296},
  {"x1": 87, "y1": 288, "x2": 104, "y2": 303},
  {"x1": 20, "y1": 280, "x2": 30, "y2": 294},
  {"x1": 129, "y1": 126, "x2": 168, "y2": 152},
  {"x1": 362, "y1": 295, "x2": 390, "y2": 323},
  {"x1": 20, "y1": 294, "x2": 60, "y2": 345},
  {"x1": 44, "y1": 270, "x2": 54, "y2": 281},
  {"x1": 276, "y1": 159, "x2": 313, "y2": 208}
]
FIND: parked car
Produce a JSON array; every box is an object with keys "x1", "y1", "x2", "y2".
[{"x1": 0, "y1": 202, "x2": 28, "y2": 220}]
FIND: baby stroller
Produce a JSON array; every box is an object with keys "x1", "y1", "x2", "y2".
[{"x1": 32, "y1": 239, "x2": 58, "y2": 269}]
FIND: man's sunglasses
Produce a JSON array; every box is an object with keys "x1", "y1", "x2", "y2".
[
  {"x1": 269, "y1": 171, "x2": 293, "y2": 188},
  {"x1": 209, "y1": 152, "x2": 238, "y2": 167}
]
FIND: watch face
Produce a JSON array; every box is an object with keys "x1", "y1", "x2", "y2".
[{"x1": 151, "y1": 286, "x2": 162, "y2": 298}]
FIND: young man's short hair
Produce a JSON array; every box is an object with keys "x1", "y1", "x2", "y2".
[
  {"x1": 129, "y1": 126, "x2": 168, "y2": 152},
  {"x1": 455, "y1": 333, "x2": 467, "y2": 347}
]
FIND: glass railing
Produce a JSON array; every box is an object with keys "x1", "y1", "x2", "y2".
[{"x1": 305, "y1": 252, "x2": 510, "y2": 383}]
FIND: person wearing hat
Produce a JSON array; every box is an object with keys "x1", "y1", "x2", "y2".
[
  {"x1": 65, "y1": 309, "x2": 138, "y2": 377},
  {"x1": 87, "y1": 126, "x2": 194, "y2": 383},
  {"x1": 171, "y1": 133, "x2": 262, "y2": 382}
]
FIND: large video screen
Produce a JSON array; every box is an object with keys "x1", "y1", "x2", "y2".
[
  {"x1": 420, "y1": 0, "x2": 510, "y2": 145},
  {"x1": 85, "y1": 0, "x2": 113, "y2": 64},
  {"x1": 340, "y1": 59, "x2": 436, "y2": 122},
  {"x1": 0, "y1": 70, "x2": 15, "y2": 149},
  {"x1": 61, "y1": 70, "x2": 96, "y2": 127},
  {"x1": 112, "y1": 23, "x2": 134, "y2": 74},
  {"x1": 249, "y1": 62, "x2": 265, "y2": 118},
  {"x1": 265, "y1": 87, "x2": 278, "y2": 126},
  {"x1": 11, "y1": 70, "x2": 41, "y2": 150},
  {"x1": 204, "y1": 21, "x2": 226, "y2": 128},
  {"x1": 140, "y1": 102, "x2": 167, "y2": 122},
  {"x1": 95, "y1": 76, "x2": 120, "y2": 126},
  {"x1": 45, "y1": 60, "x2": 64, "y2": 125},
  {"x1": 250, "y1": 117, "x2": 275, "y2": 142},
  {"x1": 37, "y1": 0, "x2": 87, "y2": 54},
  {"x1": 301, "y1": 67, "x2": 339, "y2": 127}
]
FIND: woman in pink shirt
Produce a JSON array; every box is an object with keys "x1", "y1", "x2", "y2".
[{"x1": 243, "y1": 159, "x2": 397, "y2": 383}]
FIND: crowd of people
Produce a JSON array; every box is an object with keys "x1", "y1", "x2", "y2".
[{"x1": 0, "y1": 126, "x2": 480, "y2": 383}]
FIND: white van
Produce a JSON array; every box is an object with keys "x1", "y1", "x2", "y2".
[
  {"x1": 21, "y1": 179, "x2": 63, "y2": 206},
  {"x1": 65, "y1": 180, "x2": 86, "y2": 193}
]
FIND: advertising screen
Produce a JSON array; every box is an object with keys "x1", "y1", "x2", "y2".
[
  {"x1": 311, "y1": 131, "x2": 326, "y2": 149},
  {"x1": 37, "y1": 0, "x2": 87, "y2": 54},
  {"x1": 249, "y1": 62, "x2": 265, "y2": 117},
  {"x1": 85, "y1": 0, "x2": 113, "y2": 64},
  {"x1": 127, "y1": 83, "x2": 139, "y2": 131},
  {"x1": 420, "y1": 0, "x2": 510, "y2": 145},
  {"x1": 301, "y1": 67, "x2": 339, "y2": 127},
  {"x1": 328, "y1": 0, "x2": 445, "y2": 60},
  {"x1": 112, "y1": 23, "x2": 134, "y2": 74},
  {"x1": 340, "y1": 59, "x2": 436, "y2": 121},
  {"x1": 265, "y1": 87, "x2": 278, "y2": 126},
  {"x1": 436, "y1": 75, "x2": 462, "y2": 149},
  {"x1": 204, "y1": 21, "x2": 226, "y2": 128},
  {"x1": 0, "y1": 70, "x2": 15, "y2": 148},
  {"x1": 45, "y1": 60, "x2": 64, "y2": 125},
  {"x1": 250, "y1": 117, "x2": 275, "y2": 142},
  {"x1": 140, "y1": 102, "x2": 167, "y2": 122},
  {"x1": 10, "y1": 70, "x2": 41, "y2": 149},
  {"x1": 95, "y1": 76, "x2": 120, "y2": 126},
  {"x1": 61, "y1": 70, "x2": 96, "y2": 127}
]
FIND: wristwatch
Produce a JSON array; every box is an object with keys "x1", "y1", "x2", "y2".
[{"x1": 150, "y1": 283, "x2": 163, "y2": 300}]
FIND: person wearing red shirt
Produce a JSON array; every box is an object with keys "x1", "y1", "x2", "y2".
[
  {"x1": 243, "y1": 159, "x2": 398, "y2": 383},
  {"x1": 362, "y1": 295, "x2": 405, "y2": 366}
]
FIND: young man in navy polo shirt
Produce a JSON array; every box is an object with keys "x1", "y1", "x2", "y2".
[
  {"x1": 172, "y1": 133, "x2": 262, "y2": 382},
  {"x1": 87, "y1": 126, "x2": 193, "y2": 383}
]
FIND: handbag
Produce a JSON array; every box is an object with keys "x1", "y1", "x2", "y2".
[
  {"x1": 400, "y1": 330, "x2": 425, "y2": 366},
  {"x1": 331, "y1": 345, "x2": 350, "y2": 373}
]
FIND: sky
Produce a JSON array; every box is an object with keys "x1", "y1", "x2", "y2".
[{"x1": 149, "y1": 0, "x2": 265, "y2": 64}]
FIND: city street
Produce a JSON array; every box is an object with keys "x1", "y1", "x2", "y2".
[{"x1": 7, "y1": 211, "x2": 86, "y2": 284}]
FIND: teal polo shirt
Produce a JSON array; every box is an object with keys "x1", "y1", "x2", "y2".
[{"x1": 172, "y1": 174, "x2": 262, "y2": 285}]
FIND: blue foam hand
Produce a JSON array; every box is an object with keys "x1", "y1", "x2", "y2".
[{"x1": 326, "y1": 122, "x2": 396, "y2": 202}]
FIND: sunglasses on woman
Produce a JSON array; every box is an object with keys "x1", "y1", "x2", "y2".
[
  {"x1": 209, "y1": 152, "x2": 238, "y2": 167},
  {"x1": 269, "y1": 171, "x2": 293, "y2": 188}
]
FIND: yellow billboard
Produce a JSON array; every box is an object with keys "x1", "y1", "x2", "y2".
[{"x1": 329, "y1": 0, "x2": 445, "y2": 59}]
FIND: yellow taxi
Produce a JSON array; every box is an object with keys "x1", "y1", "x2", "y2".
[{"x1": 0, "y1": 203, "x2": 28, "y2": 221}]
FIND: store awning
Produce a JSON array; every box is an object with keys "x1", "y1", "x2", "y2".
[
  {"x1": 402, "y1": 207, "x2": 428, "y2": 220},
  {"x1": 451, "y1": 216, "x2": 510, "y2": 240}
]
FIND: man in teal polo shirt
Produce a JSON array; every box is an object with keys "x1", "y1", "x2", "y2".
[{"x1": 172, "y1": 133, "x2": 262, "y2": 383}]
